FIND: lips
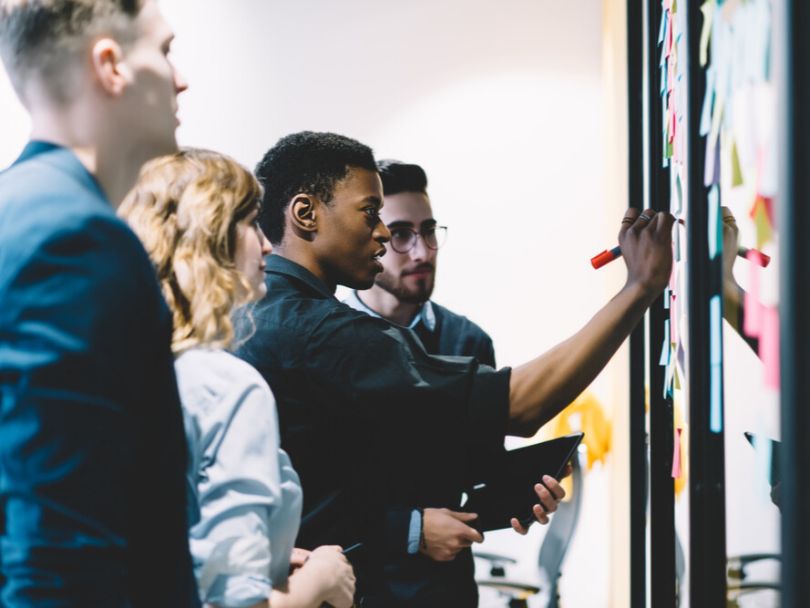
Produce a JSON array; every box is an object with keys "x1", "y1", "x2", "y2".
[{"x1": 403, "y1": 264, "x2": 434, "y2": 277}]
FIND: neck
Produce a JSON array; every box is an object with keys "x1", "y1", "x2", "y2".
[
  {"x1": 29, "y1": 106, "x2": 157, "y2": 209},
  {"x1": 273, "y1": 243, "x2": 338, "y2": 293},
  {"x1": 359, "y1": 284, "x2": 422, "y2": 326}
]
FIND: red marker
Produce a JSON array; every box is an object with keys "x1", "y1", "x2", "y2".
[{"x1": 591, "y1": 245, "x2": 770, "y2": 269}]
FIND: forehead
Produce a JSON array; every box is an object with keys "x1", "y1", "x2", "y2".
[
  {"x1": 381, "y1": 191, "x2": 433, "y2": 224},
  {"x1": 132, "y1": 0, "x2": 173, "y2": 44},
  {"x1": 331, "y1": 166, "x2": 383, "y2": 202}
]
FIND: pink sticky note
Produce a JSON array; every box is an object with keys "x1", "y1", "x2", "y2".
[
  {"x1": 671, "y1": 427, "x2": 682, "y2": 478},
  {"x1": 760, "y1": 306, "x2": 780, "y2": 389},
  {"x1": 743, "y1": 251, "x2": 763, "y2": 338}
]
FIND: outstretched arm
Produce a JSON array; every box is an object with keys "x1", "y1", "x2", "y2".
[{"x1": 507, "y1": 208, "x2": 675, "y2": 436}]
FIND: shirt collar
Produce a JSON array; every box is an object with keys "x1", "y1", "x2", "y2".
[
  {"x1": 344, "y1": 290, "x2": 436, "y2": 332},
  {"x1": 13, "y1": 140, "x2": 107, "y2": 202},
  {"x1": 265, "y1": 254, "x2": 337, "y2": 300}
]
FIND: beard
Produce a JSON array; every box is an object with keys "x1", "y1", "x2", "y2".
[{"x1": 374, "y1": 267, "x2": 435, "y2": 304}]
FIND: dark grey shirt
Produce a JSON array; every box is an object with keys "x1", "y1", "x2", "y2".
[{"x1": 235, "y1": 255, "x2": 509, "y2": 603}]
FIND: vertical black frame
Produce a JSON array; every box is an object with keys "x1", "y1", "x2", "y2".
[
  {"x1": 645, "y1": 0, "x2": 676, "y2": 605},
  {"x1": 779, "y1": 0, "x2": 810, "y2": 606},
  {"x1": 627, "y1": 2, "x2": 647, "y2": 607},
  {"x1": 685, "y1": 0, "x2": 727, "y2": 605}
]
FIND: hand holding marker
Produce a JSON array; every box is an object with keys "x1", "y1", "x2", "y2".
[{"x1": 590, "y1": 217, "x2": 770, "y2": 269}]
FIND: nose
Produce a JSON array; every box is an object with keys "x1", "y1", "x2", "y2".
[
  {"x1": 374, "y1": 221, "x2": 391, "y2": 245},
  {"x1": 409, "y1": 233, "x2": 428, "y2": 261},
  {"x1": 260, "y1": 229, "x2": 272, "y2": 255},
  {"x1": 173, "y1": 64, "x2": 189, "y2": 94}
]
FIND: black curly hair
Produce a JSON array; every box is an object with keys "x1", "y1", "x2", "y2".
[
  {"x1": 255, "y1": 131, "x2": 378, "y2": 245},
  {"x1": 376, "y1": 159, "x2": 428, "y2": 196}
]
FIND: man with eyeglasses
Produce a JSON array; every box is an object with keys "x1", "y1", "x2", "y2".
[
  {"x1": 238, "y1": 131, "x2": 674, "y2": 607},
  {"x1": 343, "y1": 159, "x2": 504, "y2": 602},
  {"x1": 344, "y1": 160, "x2": 494, "y2": 367}
]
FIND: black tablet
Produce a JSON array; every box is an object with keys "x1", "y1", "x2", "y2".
[{"x1": 461, "y1": 432, "x2": 584, "y2": 532}]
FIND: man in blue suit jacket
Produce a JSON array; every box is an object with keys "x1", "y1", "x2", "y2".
[{"x1": 0, "y1": 1, "x2": 196, "y2": 605}]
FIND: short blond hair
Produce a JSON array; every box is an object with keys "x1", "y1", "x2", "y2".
[
  {"x1": 120, "y1": 148, "x2": 263, "y2": 353},
  {"x1": 0, "y1": 0, "x2": 141, "y2": 102}
]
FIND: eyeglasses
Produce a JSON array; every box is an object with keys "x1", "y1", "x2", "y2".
[{"x1": 388, "y1": 225, "x2": 448, "y2": 254}]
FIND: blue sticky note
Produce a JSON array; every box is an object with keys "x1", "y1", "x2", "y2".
[
  {"x1": 708, "y1": 185, "x2": 721, "y2": 259},
  {"x1": 659, "y1": 320, "x2": 671, "y2": 366},
  {"x1": 658, "y1": 9, "x2": 667, "y2": 44},
  {"x1": 664, "y1": 287, "x2": 671, "y2": 309},
  {"x1": 710, "y1": 294, "x2": 722, "y2": 365},
  {"x1": 664, "y1": 348, "x2": 676, "y2": 399},
  {"x1": 710, "y1": 363, "x2": 723, "y2": 433}
]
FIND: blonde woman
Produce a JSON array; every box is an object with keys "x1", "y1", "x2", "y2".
[{"x1": 120, "y1": 149, "x2": 355, "y2": 608}]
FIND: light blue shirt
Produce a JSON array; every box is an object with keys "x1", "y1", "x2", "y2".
[
  {"x1": 343, "y1": 290, "x2": 436, "y2": 332},
  {"x1": 176, "y1": 348, "x2": 303, "y2": 607}
]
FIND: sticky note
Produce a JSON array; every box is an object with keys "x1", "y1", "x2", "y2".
[
  {"x1": 710, "y1": 363, "x2": 723, "y2": 433},
  {"x1": 708, "y1": 185, "x2": 722, "y2": 259},
  {"x1": 729, "y1": 139, "x2": 743, "y2": 187},
  {"x1": 658, "y1": 8, "x2": 667, "y2": 44},
  {"x1": 700, "y1": 69, "x2": 715, "y2": 136},
  {"x1": 760, "y1": 305, "x2": 780, "y2": 390},
  {"x1": 750, "y1": 196, "x2": 774, "y2": 251},
  {"x1": 660, "y1": 320, "x2": 671, "y2": 366},
  {"x1": 672, "y1": 427, "x2": 683, "y2": 478},
  {"x1": 710, "y1": 294, "x2": 722, "y2": 365},
  {"x1": 700, "y1": 1, "x2": 714, "y2": 67}
]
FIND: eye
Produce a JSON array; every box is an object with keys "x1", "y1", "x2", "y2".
[
  {"x1": 390, "y1": 228, "x2": 412, "y2": 240},
  {"x1": 364, "y1": 207, "x2": 380, "y2": 219}
]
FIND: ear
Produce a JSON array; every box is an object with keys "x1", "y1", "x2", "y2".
[
  {"x1": 90, "y1": 38, "x2": 129, "y2": 97},
  {"x1": 288, "y1": 194, "x2": 319, "y2": 236}
]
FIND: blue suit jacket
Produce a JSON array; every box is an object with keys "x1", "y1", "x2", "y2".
[{"x1": 0, "y1": 142, "x2": 198, "y2": 606}]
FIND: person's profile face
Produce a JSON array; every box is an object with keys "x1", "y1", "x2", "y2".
[
  {"x1": 372, "y1": 191, "x2": 437, "y2": 304},
  {"x1": 117, "y1": 0, "x2": 188, "y2": 157},
  {"x1": 234, "y1": 207, "x2": 272, "y2": 301},
  {"x1": 315, "y1": 167, "x2": 390, "y2": 290}
]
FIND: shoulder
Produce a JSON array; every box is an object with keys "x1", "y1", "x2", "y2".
[
  {"x1": 176, "y1": 349, "x2": 270, "y2": 393},
  {"x1": 431, "y1": 301, "x2": 493, "y2": 342},
  {"x1": 0, "y1": 158, "x2": 149, "y2": 275}
]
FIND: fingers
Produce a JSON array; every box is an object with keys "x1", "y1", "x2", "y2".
[
  {"x1": 632, "y1": 208, "x2": 657, "y2": 232},
  {"x1": 447, "y1": 510, "x2": 478, "y2": 522},
  {"x1": 618, "y1": 207, "x2": 640, "y2": 240},
  {"x1": 533, "y1": 503, "x2": 550, "y2": 525},
  {"x1": 543, "y1": 475, "x2": 566, "y2": 501},
  {"x1": 652, "y1": 211, "x2": 676, "y2": 237},
  {"x1": 510, "y1": 517, "x2": 530, "y2": 535},
  {"x1": 461, "y1": 524, "x2": 484, "y2": 544}
]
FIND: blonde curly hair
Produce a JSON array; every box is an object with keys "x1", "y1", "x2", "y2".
[{"x1": 120, "y1": 148, "x2": 263, "y2": 353}]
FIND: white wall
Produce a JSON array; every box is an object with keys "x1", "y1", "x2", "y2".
[{"x1": 1, "y1": 2, "x2": 615, "y2": 605}]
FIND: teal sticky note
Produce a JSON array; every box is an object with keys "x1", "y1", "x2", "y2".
[
  {"x1": 664, "y1": 287, "x2": 671, "y2": 309},
  {"x1": 659, "y1": 320, "x2": 671, "y2": 366},
  {"x1": 658, "y1": 9, "x2": 667, "y2": 44},
  {"x1": 710, "y1": 294, "x2": 722, "y2": 365},
  {"x1": 710, "y1": 363, "x2": 723, "y2": 433},
  {"x1": 708, "y1": 184, "x2": 722, "y2": 259}
]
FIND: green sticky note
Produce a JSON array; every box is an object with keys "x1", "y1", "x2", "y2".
[{"x1": 731, "y1": 140, "x2": 743, "y2": 187}]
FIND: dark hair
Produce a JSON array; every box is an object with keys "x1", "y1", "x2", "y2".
[
  {"x1": 255, "y1": 131, "x2": 377, "y2": 245},
  {"x1": 376, "y1": 159, "x2": 428, "y2": 196},
  {"x1": 0, "y1": 0, "x2": 142, "y2": 100}
]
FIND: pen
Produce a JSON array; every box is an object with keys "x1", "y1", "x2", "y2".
[
  {"x1": 590, "y1": 245, "x2": 771, "y2": 269},
  {"x1": 342, "y1": 542, "x2": 363, "y2": 555}
]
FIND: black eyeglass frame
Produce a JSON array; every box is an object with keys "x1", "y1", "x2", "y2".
[{"x1": 388, "y1": 225, "x2": 448, "y2": 254}]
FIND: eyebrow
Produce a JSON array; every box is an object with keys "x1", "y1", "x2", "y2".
[{"x1": 387, "y1": 219, "x2": 437, "y2": 229}]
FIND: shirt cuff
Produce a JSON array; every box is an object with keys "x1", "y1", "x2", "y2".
[{"x1": 407, "y1": 509, "x2": 422, "y2": 554}]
